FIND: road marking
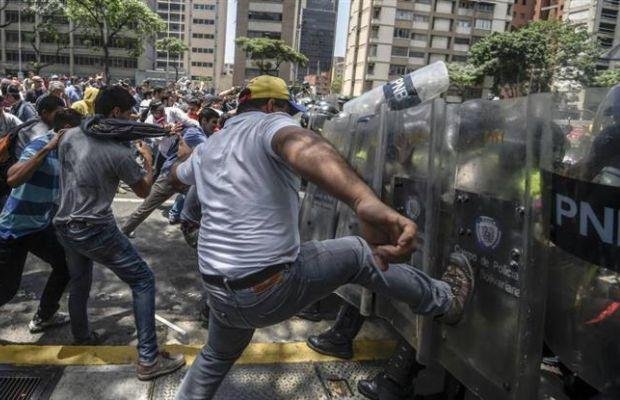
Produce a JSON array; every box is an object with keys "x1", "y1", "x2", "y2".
[
  {"x1": 113, "y1": 197, "x2": 175, "y2": 206},
  {"x1": 0, "y1": 340, "x2": 395, "y2": 366}
]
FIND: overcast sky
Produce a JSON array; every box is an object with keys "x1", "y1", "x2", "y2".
[{"x1": 225, "y1": 0, "x2": 350, "y2": 64}]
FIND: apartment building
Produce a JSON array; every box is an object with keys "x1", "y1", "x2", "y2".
[
  {"x1": 0, "y1": 2, "x2": 148, "y2": 81},
  {"x1": 342, "y1": 0, "x2": 513, "y2": 97},
  {"x1": 565, "y1": 0, "x2": 619, "y2": 68},
  {"x1": 154, "y1": 0, "x2": 227, "y2": 89},
  {"x1": 234, "y1": 0, "x2": 302, "y2": 85},
  {"x1": 511, "y1": 0, "x2": 564, "y2": 29},
  {"x1": 295, "y1": 0, "x2": 339, "y2": 80}
]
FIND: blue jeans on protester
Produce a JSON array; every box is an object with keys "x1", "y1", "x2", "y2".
[
  {"x1": 175, "y1": 236, "x2": 453, "y2": 400},
  {"x1": 55, "y1": 221, "x2": 158, "y2": 364},
  {"x1": 169, "y1": 194, "x2": 185, "y2": 219}
]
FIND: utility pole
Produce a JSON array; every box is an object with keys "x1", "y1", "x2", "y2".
[{"x1": 17, "y1": 1, "x2": 22, "y2": 79}]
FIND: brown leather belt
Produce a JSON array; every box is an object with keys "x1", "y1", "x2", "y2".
[{"x1": 202, "y1": 263, "x2": 289, "y2": 291}]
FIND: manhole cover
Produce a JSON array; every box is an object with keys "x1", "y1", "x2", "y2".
[{"x1": 0, "y1": 365, "x2": 63, "y2": 400}]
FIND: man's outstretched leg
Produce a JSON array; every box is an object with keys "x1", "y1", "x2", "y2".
[{"x1": 176, "y1": 314, "x2": 254, "y2": 400}]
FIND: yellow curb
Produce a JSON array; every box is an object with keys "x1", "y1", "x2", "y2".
[{"x1": 0, "y1": 340, "x2": 396, "y2": 366}]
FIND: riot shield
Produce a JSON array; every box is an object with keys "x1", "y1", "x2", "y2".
[
  {"x1": 298, "y1": 114, "x2": 354, "y2": 242},
  {"x1": 334, "y1": 107, "x2": 388, "y2": 315},
  {"x1": 373, "y1": 99, "x2": 449, "y2": 353},
  {"x1": 426, "y1": 96, "x2": 549, "y2": 400},
  {"x1": 541, "y1": 86, "x2": 620, "y2": 394}
]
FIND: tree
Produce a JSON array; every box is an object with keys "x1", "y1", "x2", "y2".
[
  {"x1": 156, "y1": 37, "x2": 189, "y2": 82},
  {"x1": 593, "y1": 68, "x2": 620, "y2": 87},
  {"x1": 235, "y1": 37, "x2": 308, "y2": 76},
  {"x1": 447, "y1": 62, "x2": 483, "y2": 96},
  {"x1": 330, "y1": 76, "x2": 343, "y2": 94},
  {"x1": 65, "y1": 0, "x2": 166, "y2": 83},
  {"x1": 468, "y1": 21, "x2": 601, "y2": 96},
  {"x1": 21, "y1": 0, "x2": 77, "y2": 74}
]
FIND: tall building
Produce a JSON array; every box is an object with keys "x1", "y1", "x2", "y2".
[
  {"x1": 295, "y1": 0, "x2": 338, "y2": 80},
  {"x1": 0, "y1": 2, "x2": 147, "y2": 81},
  {"x1": 342, "y1": 0, "x2": 513, "y2": 97},
  {"x1": 565, "y1": 0, "x2": 619, "y2": 69},
  {"x1": 511, "y1": 0, "x2": 564, "y2": 29},
  {"x1": 154, "y1": 0, "x2": 227, "y2": 89},
  {"x1": 234, "y1": 0, "x2": 302, "y2": 86}
]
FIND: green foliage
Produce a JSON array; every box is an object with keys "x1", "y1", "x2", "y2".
[
  {"x1": 593, "y1": 68, "x2": 620, "y2": 87},
  {"x1": 447, "y1": 62, "x2": 483, "y2": 95},
  {"x1": 468, "y1": 20, "x2": 601, "y2": 95},
  {"x1": 156, "y1": 37, "x2": 189, "y2": 58},
  {"x1": 235, "y1": 37, "x2": 308, "y2": 75},
  {"x1": 66, "y1": 0, "x2": 166, "y2": 81},
  {"x1": 331, "y1": 76, "x2": 343, "y2": 94}
]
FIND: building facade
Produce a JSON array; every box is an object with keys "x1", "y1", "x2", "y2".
[
  {"x1": 234, "y1": 0, "x2": 302, "y2": 86},
  {"x1": 565, "y1": 0, "x2": 619, "y2": 69},
  {"x1": 0, "y1": 2, "x2": 147, "y2": 81},
  {"x1": 511, "y1": 0, "x2": 564, "y2": 29},
  {"x1": 154, "y1": 0, "x2": 227, "y2": 89},
  {"x1": 342, "y1": 0, "x2": 513, "y2": 97},
  {"x1": 295, "y1": 0, "x2": 338, "y2": 80}
]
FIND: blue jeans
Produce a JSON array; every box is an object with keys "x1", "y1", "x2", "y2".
[
  {"x1": 169, "y1": 194, "x2": 185, "y2": 219},
  {"x1": 55, "y1": 221, "x2": 158, "y2": 363},
  {"x1": 175, "y1": 236, "x2": 452, "y2": 400}
]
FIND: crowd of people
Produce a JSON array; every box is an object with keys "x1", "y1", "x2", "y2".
[{"x1": 0, "y1": 71, "x2": 474, "y2": 399}]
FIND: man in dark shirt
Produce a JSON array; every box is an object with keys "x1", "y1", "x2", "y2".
[{"x1": 25, "y1": 76, "x2": 46, "y2": 104}]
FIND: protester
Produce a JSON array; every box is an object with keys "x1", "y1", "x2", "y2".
[
  {"x1": 0, "y1": 95, "x2": 23, "y2": 133},
  {"x1": 35, "y1": 81, "x2": 67, "y2": 110},
  {"x1": 71, "y1": 86, "x2": 99, "y2": 117},
  {"x1": 25, "y1": 76, "x2": 46, "y2": 104},
  {"x1": 198, "y1": 107, "x2": 220, "y2": 138},
  {"x1": 6, "y1": 84, "x2": 38, "y2": 123},
  {"x1": 0, "y1": 108, "x2": 82, "y2": 334},
  {"x1": 170, "y1": 75, "x2": 475, "y2": 399},
  {"x1": 14, "y1": 96, "x2": 66, "y2": 158},
  {"x1": 53, "y1": 85, "x2": 185, "y2": 379},
  {"x1": 64, "y1": 79, "x2": 81, "y2": 105}
]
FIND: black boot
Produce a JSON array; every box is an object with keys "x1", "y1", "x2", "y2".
[
  {"x1": 306, "y1": 303, "x2": 365, "y2": 359},
  {"x1": 357, "y1": 339, "x2": 424, "y2": 400}
]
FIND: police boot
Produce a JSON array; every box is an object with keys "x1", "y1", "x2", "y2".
[
  {"x1": 357, "y1": 340, "x2": 423, "y2": 400},
  {"x1": 306, "y1": 303, "x2": 365, "y2": 359}
]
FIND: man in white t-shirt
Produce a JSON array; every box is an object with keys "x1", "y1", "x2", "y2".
[{"x1": 171, "y1": 76, "x2": 476, "y2": 400}]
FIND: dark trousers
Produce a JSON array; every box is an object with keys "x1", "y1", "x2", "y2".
[{"x1": 0, "y1": 224, "x2": 70, "y2": 319}]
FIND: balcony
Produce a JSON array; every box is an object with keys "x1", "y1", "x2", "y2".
[
  {"x1": 603, "y1": 0, "x2": 619, "y2": 9},
  {"x1": 457, "y1": 8, "x2": 474, "y2": 16},
  {"x1": 414, "y1": 4, "x2": 432, "y2": 12},
  {"x1": 456, "y1": 26, "x2": 472, "y2": 34}
]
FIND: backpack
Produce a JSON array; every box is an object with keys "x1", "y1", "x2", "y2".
[{"x1": 0, "y1": 118, "x2": 41, "y2": 197}]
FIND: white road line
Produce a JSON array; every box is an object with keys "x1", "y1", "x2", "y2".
[{"x1": 113, "y1": 197, "x2": 174, "y2": 206}]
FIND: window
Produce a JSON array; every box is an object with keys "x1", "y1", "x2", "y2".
[
  {"x1": 409, "y1": 50, "x2": 425, "y2": 58},
  {"x1": 193, "y1": 33, "x2": 215, "y2": 39},
  {"x1": 457, "y1": 19, "x2": 471, "y2": 27},
  {"x1": 373, "y1": 6, "x2": 381, "y2": 19},
  {"x1": 392, "y1": 46, "x2": 409, "y2": 56},
  {"x1": 475, "y1": 19, "x2": 492, "y2": 30},
  {"x1": 369, "y1": 44, "x2": 378, "y2": 57},
  {"x1": 413, "y1": 14, "x2": 430, "y2": 22},
  {"x1": 248, "y1": 11, "x2": 282, "y2": 21},
  {"x1": 191, "y1": 61, "x2": 214, "y2": 67},
  {"x1": 396, "y1": 9, "x2": 413, "y2": 20},
  {"x1": 192, "y1": 47, "x2": 215, "y2": 54},
  {"x1": 475, "y1": 2, "x2": 495, "y2": 12},
  {"x1": 371, "y1": 26, "x2": 380, "y2": 39},
  {"x1": 247, "y1": 30, "x2": 281, "y2": 39},
  {"x1": 389, "y1": 64, "x2": 408, "y2": 76},
  {"x1": 394, "y1": 28, "x2": 412, "y2": 38},
  {"x1": 194, "y1": 4, "x2": 215, "y2": 10},
  {"x1": 416, "y1": 0, "x2": 431, "y2": 4},
  {"x1": 454, "y1": 37, "x2": 470, "y2": 44},
  {"x1": 412, "y1": 33, "x2": 427, "y2": 42},
  {"x1": 367, "y1": 62, "x2": 375, "y2": 75},
  {"x1": 193, "y1": 19, "x2": 214, "y2": 25}
]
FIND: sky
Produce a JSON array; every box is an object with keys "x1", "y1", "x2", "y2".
[{"x1": 225, "y1": 0, "x2": 350, "y2": 64}]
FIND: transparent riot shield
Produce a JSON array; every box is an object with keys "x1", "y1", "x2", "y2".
[
  {"x1": 373, "y1": 99, "x2": 448, "y2": 353},
  {"x1": 334, "y1": 108, "x2": 388, "y2": 315},
  {"x1": 298, "y1": 114, "x2": 354, "y2": 242},
  {"x1": 541, "y1": 86, "x2": 620, "y2": 394},
  {"x1": 426, "y1": 96, "x2": 549, "y2": 399}
]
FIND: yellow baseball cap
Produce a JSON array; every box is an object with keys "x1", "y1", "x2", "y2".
[{"x1": 238, "y1": 75, "x2": 306, "y2": 115}]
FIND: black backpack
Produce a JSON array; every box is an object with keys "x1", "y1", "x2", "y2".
[{"x1": 0, "y1": 118, "x2": 41, "y2": 197}]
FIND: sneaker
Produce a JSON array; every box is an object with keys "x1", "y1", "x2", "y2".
[
  {"x1": 137, "y1": 351, "x2": 186, "y2": 381},
  {"x1": 73, "y1": 330, "x2": 107, "y2": 345},
  {"x1": 125, "y1": 231, "x2": 136, "y2": 239},
  {"x1": 436, "y1": 252, "x2": 475, "y2": 325},
  {"x1": 29, "y1": 312, "x2": 70, "y2": 333}
]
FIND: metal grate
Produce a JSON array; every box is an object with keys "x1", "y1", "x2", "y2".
[
  {"x1": 0, "y1": 376, "x2": 41, "y2": 400},
  {"x1": 0, "y1": 366, "x2": 63, "y2": 400}
]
